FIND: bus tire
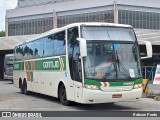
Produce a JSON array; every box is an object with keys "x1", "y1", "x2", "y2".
[
  {"x1": 20, "y1": 81, "x2": 24, "y2": 94},
  {"x1": 23, "y1": 80, "x2": 29, "y2": 95},
  {"x1": 59, "y1": 84, "x2": 71, "y2": 106}
]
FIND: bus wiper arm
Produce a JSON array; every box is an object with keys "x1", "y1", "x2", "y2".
[
  {"x1": 115, "y1": 50, "x2": 130, "y2": 77},
  {"x1": 115, "y1": 50, "x2": 120, "y2": 66}
]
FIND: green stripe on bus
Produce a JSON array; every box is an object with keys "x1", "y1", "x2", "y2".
[
  {"x1": 30, "y1": 72, "x2": 33, "y2": 82},
  {"x1": 13, "y1": 62, "x2": 24, "y2": 70},
  {"x1": 14, "y1": 57, "x2": 66, "y2": 71},
  {"x1": 134, "y1": 78, "x2": 143, "y2": 84},
  {"x1": 84, "y1": 79, "x2": 102, "y2": 87},
  {"x1": 22, "y1": 62, "x2": 24, "y2": 70},
  {"x1": 84, "y1": 78, "x2": 143, "y2": 87},
  {"x1": 109, "y1": 82, "x2": 133, "y2": 86},
  {"x1": 28, "y1": 61, "x2": 32, "y2": 70},
  {"x1": 35, "y1": 58, "x2": 62, "y2": 71}
]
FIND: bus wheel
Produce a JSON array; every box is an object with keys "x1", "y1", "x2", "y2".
[
  {"x1": 20, "y1": 82, "x2": 24, "y2": 94},
  {"x1": 59, "y1": 84, "x2": 71, "y2": 106},
  {"x1": 23, "y1": 81, "x2": 29, "y2": 95}
]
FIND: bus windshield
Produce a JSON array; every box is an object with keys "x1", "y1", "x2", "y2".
[{"x1": 82, "y1": 26, "x2": 142, "y2": 82}]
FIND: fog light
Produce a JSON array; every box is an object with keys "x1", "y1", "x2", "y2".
[{"x1": 133, "y1": 84, "x2": 142, "y2": 89}]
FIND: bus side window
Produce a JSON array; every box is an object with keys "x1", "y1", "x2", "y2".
[
  {"x1": 34, "y1": 39, "x2": 44, "y2": 58},
  {"x1": 44, "y1": 35, "x2": 54, "y2": 57},
  {"x1": 68, "y1": 27, "x2": 82, "y2": 82},
  {"x1": 54, "y1": 31, "x2": 66, "y2": 56}
]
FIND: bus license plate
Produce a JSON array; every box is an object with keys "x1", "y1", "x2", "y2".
[{"x1": 112, "y1": 94, "x2": 122, "y2": 98}]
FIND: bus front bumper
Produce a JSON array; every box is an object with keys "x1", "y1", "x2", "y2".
[{"x1": 81, "y1": 87, "x2": 142, "y2": 104}]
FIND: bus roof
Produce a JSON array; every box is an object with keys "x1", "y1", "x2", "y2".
[{"x1": 15, "y1": 22, "x2": 133, "y2": 47}]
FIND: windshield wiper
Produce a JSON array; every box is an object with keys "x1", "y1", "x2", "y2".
[
  {"x1": 115, "y1": 50, "x2": 131, "y2": 78},
  {"x1": 115, "y1": 50, "x2": 120, "y2": 66}
]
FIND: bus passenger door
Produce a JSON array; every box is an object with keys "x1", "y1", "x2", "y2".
[
  {"x1": 73, "y1": 56, "x2": 83, "y2": 103},
  {"x1": 68, "y1": 54, "x2": 83, "y2": 103},
  {"x1": 67, "y1": 27, "x2": 82, "y2": 102}
]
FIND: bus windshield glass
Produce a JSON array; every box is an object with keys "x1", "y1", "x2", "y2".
[
  {"x1": 81, "y1": 26, "x2": 142, "y2": 81},
  {"x1": 82, "y1": 26, "x2": 136, "y2": 41}
]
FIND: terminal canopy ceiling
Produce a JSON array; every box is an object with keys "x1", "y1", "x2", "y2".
[
  {"x1": 135, "y1": 29, "x2": 160, "y2": 45},
  {"x1": 0, "y1": 34, "x2": 39, "y2": 50}
]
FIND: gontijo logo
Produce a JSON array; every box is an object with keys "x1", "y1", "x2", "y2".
[{"x1": 43, "y1": 61, "x2": 59, "y2": 69}]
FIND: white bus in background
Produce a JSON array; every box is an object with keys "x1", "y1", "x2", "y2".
[
  {"x1": 13, "y1": 23, "x2": 152, "y2": 106},
  {"x1": 4, "y1": 54, "x2": 14, "y2": 82}
]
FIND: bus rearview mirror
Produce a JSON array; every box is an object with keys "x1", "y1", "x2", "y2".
[
  {"x1": 77, "y1": 38, "x2": 87, "y2": 57},
  {"x1": 139, "y1": 40, "x2": 152, "y2": 59}
]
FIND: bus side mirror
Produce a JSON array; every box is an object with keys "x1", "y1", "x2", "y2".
[
  {"x1": 139, "y1": 40, "x2": 152, "y2": 59},
  {"x1": 77, "y1": 38, "x2": 87, "y2": 57}
]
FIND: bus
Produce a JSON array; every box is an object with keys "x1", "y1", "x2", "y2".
[
  {"x1": 13, "y1": 23, "x2": 152, "y2": 105},
  {"x1": 4, "y1": 54, "x2": 14, "y2": 82}
]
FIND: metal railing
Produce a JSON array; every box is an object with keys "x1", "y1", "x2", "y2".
[{"x1": 142, "y1": 66, "x2": 157, "y2": 81}]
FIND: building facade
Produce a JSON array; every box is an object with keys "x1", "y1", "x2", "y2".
[{"x1": 6, "y1": 0, "x2": 160, "y2": 36}]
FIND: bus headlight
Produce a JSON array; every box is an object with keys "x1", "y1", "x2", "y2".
[
  {"x1": 84, "y1": 84, "x2": 99, "y2": 90},
  {"x1": 133, "y1": 84, "x2": 142, "y2": 89}
]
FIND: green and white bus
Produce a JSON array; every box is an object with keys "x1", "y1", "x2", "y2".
[{"x1": 13, "y1": 23, "x2": 152, "y2": 105}]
